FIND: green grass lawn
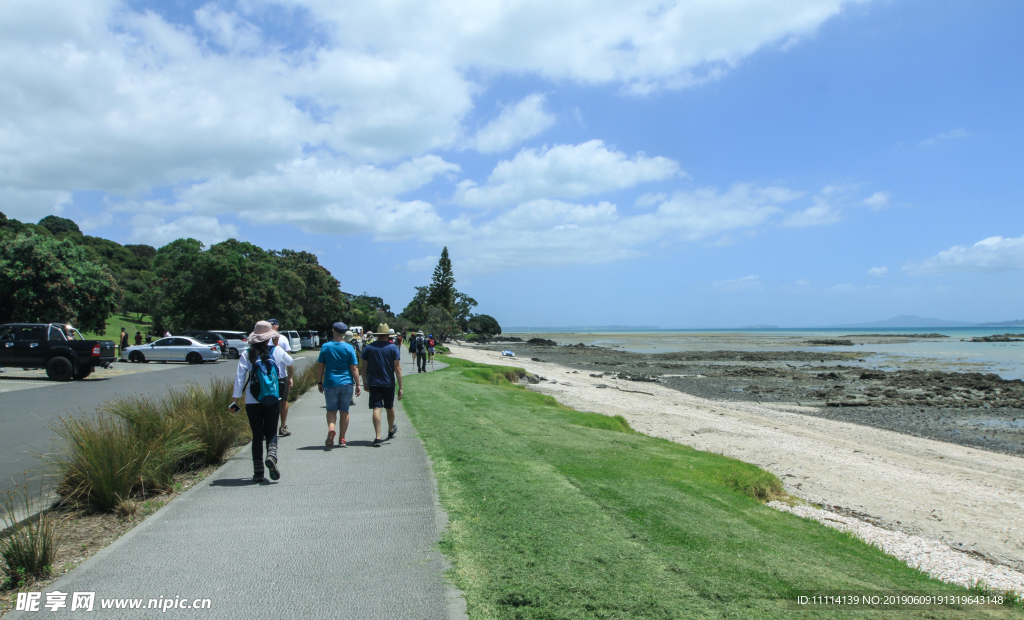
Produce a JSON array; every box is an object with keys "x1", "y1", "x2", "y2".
[
  {"x1": 402, "y1": 357, "x2": 1018, "y2": 619},
  {"x1": 82, "y1": 314, "x2": 154, "y2": 342}
]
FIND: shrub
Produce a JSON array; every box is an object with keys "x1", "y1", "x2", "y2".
[
  {"x1": 52, "y1": 378, "x2": 246, "y2": 510},
  {"x1": 0, "y1": 482, "x2": 64, "y2": 581},
  {"x1": 289, "y1": 362, "x2": 317, "y2": 402},
  {"x1": 52, "y1": 414, "x2": 153, "y2": 510}
]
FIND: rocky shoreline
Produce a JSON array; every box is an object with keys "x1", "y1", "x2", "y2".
[{"x1": 471, "y1": 338, "x2": 1024, "y2": 457}]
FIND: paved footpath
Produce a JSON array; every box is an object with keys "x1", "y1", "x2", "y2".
[{"x1": 9, "y1": 362, "x2": 465, "y2": 619}]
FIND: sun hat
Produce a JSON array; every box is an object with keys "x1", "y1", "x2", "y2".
[
  {"x1": 248, "y1": 320, "x2": 281, "y2": 344},
  {"x1": 373, "y1": 323, "x2": 390, "y2": 336},
  {"x1": 332, "y1": 321, "x2": 348, "y2": 332},
  {"x1": 343, "y1": 330, "x2": 354, "y2": 342}
]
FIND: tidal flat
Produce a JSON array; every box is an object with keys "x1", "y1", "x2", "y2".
[{"x1": 475, "y1": 332, "x2": 1024, "y2": 457}]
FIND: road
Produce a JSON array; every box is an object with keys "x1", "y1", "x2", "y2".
[{"x1": 0, "y1": 354, "x2": 314, "y2": 498}]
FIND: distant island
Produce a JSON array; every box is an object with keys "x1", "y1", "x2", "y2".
[
  {"x1": 826, "y1": 315, "x2": 976, "y2": 329},
  {"x1": 976, "y1": 319, "x2": 1024, "y2": 327}
]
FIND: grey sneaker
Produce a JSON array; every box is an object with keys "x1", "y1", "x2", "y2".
[
  {"x1": 264, "y1": 455, "x2": 280, "y2": 480},
  {"x1": 387, "y1": 423, "x2": 397, "y2": 440},
  {"x1": 278, "y1": 426, "x2": 291, "y2": 437}
]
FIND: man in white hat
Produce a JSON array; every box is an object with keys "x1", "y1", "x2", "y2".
[
  {"x1": 267, "y1": 319, "x2": 294, "y2": 436},
  {"x1": 359, "y1": 323, "x2": 403, "y2": 447}
]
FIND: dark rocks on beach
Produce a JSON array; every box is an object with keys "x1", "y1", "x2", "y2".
[
  {"x1": 965, "y1": 334, "x2": 1024, "y2": 343},
  {"x1": 477, "y1": 337, "x2": 1024, "y2": 457},
  {"x1": 805, "y1": 339, "x2": 855, "y2": 346},
  {"x1": 844, "y1": 333, "x2": 948, "y2": 338},
  {"x1": 616, "y1": 372, "x2": 660, "y2": 383},
  {"x1": 527, "y1": 338, "x2": 557, "y2": 346}
]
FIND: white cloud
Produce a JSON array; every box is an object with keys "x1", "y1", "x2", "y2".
[
  {"x1": 712, "y1": 275, "x2": 762, "y2": 291},
  {"x1": 436, "y1": 183, "x2": 792, "y2": 273},
  {"x1": 404, "y1": 255, "x2": 438, "y2": 271},
  {"x1": 453, "y1": 140, "x2": 682, "y2": 208},
  {"x1": 177, "y1": 155, "x2": 457, "y2": 240},
  {"x1": 470, "y1": 93, "x2": 555, "y2": 154},
  {"x1": 0, "y1": 187, "x2": 72, "y2": 221},
  {"x1": 781, "y1": 198, "x2": 841, "y2": 227},
  {"x1": 635, "y1": 192, "x2": 667, "y2": 207},
  {"x1": 863, "y1": 191, "x2": 889, "y2": 210},
  {"x1": 907, "y1": 235, "x2": 1024, "y2": 275},
  {"x1": 867, "y1": 266, "x2": 887, "y2": 278},
  {"x1": 129, "y1": 214, "x2": 238, "y2": 247},
  {"x1": 919, "y1": 128, "x2": 970, "y2": 148},
  {"x1": 286, "y1": 0, "x2": 863, "y2": 92}
]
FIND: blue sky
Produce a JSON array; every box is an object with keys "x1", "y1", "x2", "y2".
[{"x1": 2, "y1": 0, "x2": 1022, "y2": 327}]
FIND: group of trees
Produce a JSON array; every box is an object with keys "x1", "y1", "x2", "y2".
[
  {"x1": 396, "y1": 247, "x2": 501, "y2": 341},
  {"x1": 0, "y1": 213, "x2": 501, "y2": 340}
]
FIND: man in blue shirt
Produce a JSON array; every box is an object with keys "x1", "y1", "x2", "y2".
[
  {"x1": 360, "y1": 323, "x2": 403, "y2": 447},
  {"x1": 317, "y1": 322, "x2": 361, "y2": 448}
]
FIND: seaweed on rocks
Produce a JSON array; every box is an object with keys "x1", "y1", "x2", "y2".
[
  {"x1": 527, "y1": 338, "x2": 557, "y2": 346},
  {"x1": 806, "y1": 339, "x2": 855, "y2": 346}
]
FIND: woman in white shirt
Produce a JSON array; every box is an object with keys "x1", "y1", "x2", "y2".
[{"x1": 232, "y1": 321, "x2": 294, "y2": 482}]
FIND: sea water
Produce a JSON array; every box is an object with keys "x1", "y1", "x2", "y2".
[{"x1": 509, "y1": 328, "x2": 1024, "y2": 380}]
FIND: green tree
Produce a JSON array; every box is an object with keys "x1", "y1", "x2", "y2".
[
  {"x1": 275, "y1": 249, "x2": 350, "y2": 333},
  {"x1": 399, "y1": 286, "x2": 430, "y2": 325},
  {"x1": 37, "y1": 215, "x2": 80, "y2": 235},
  {"x1": 452, "y1": 291, "x2": 478, "y2": 330},
  {"x1": 426, "y1": 247, "x2": 456, "y2": 313},
  {"x1": 467, "y1": 314, "x2": 501, "y2": 336},
  {"x1": 422, "y1": 306, "x2": 461, "y2": 342},
  {"x1": 0, "y1": 234, "x2": 121, "y2": 332}
]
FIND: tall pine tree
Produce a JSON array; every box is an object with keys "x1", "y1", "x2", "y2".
[{"x1": 427, "y1": 247, "x2": 456, "y2": 313}]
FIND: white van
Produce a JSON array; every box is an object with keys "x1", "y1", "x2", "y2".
[
  {"x1": 285, "y1": 330, "x2": 302, "y2": 352},
  {"x1": 214, "y1": 330, "x2": 249, "y2": 359}
]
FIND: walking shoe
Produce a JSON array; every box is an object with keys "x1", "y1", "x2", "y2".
[
  {"x1": 252, "y1": 472, "x2": 264, "y2": 482},
  {"x1": 265, "y1": 455, "x2": 281, "y2": 480},
  {"x1": 326, "y1": 429, "x2": 336, "y2": 447},
  {"x1": 339, "y1": 437, "x2": 347, "y2": 448},
  {"x1": 278, "y1": 426, "x2": 291, "y2": 437},
  {"x1": 372, "y1": 438, "x2": 382, "y2": 448},
  {"x1": 387, "y1": 423, "x2": 397, "y2": 439},
  {"x1": 350, "y1": 399, "x2": 356, "y2": 406}
]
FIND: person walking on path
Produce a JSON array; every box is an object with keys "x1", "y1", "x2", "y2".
[
  {"x1": 119, "y1": 327, "x2": 129, "y2": 356},
  {"x1": 427, "y1": 334, "x2": 436, "y2": 363},
  {"x1": 134, "y1": 331, "x2": 142, "y2": 345},
  {"x1": 360, "y1": 323, "x2": 403, "y2": 447},
  {"x1": 408, "y1": 330, "x2": 418, "y2": 368},
  {"x1": 317, "y1": 322, "x2": 361, "y2": 448},
  {"x1": 415, "y1": 331, "x2": 427, "y2": 373},
  {"x1": 231, "y1": 321, "x2": 293, "y2": 481},
  {"x1": 267, "y1": 318, "x2": 294, "y2": 436}
]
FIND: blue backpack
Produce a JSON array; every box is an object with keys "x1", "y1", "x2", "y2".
[{"x1": 247, "y1": 346, "x2": 280, "y2": 406}]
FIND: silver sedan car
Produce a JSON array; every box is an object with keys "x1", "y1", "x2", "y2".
[{"x1": 121, "y1": 337, "x2": 222, "y2": 364}]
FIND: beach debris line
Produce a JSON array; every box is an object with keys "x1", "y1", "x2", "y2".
[{"x1": 769, "y1": 501, "x2": 1024, "y2": 597}]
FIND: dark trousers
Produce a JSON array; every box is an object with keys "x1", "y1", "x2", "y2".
[
  {"x1": 246, "y1": 402, "x2": 280, "y2": 474},
  {"x1": 417, "y1": 350, "x2": 427, "y2": 372}
]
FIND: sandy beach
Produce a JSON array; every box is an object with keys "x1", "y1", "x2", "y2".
[{"x1": 447, "y1": 341, "x2": 1024, "y2": 581}]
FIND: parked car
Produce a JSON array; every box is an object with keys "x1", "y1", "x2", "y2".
[
  {"x1": 298, "y1": 330, "x2": 319, "y2": 349},
  {"x1": 283, "y1": 330, "x2": 302, "y2": 352},
  {"x1": 175, "y1": 331, "x2": 227, "y2": 355},
  {"x1": 121, "y1": 337, "x2": 222, "y2": 364},
  {"x1": 213, "y1": 330, "x2": 249, "y2": 359},
  {"x1": 0, "y1": 323, "x2": 116, "y2": 381}
]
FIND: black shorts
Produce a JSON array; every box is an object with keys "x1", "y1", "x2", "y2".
[
  {"x1": 367, "y1": 385, "x2": 395, "y2": 409},
  {"x1": 278, "y1": 379, "x2": 290, "y2": 401}
]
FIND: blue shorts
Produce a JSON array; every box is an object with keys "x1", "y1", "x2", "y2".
[{"x1": 324, "y1": 384, "x2": 354, "y2": 412}]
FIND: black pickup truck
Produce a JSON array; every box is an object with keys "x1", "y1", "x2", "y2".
[{"x1": 0, "y1": 323, "x2": 117, "y2": 381}]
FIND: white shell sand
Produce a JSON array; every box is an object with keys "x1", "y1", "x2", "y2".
[{"x1": 448, "y1": 343, "x2": 1024, "y2": 592}]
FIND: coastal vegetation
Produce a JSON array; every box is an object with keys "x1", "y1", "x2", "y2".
[
  {"x1": 0, "y1": 213, "x2": 500, "y2": 338},
  {"x1": 403, "y1": 357, "x2": 1006, "y2": 618}
]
